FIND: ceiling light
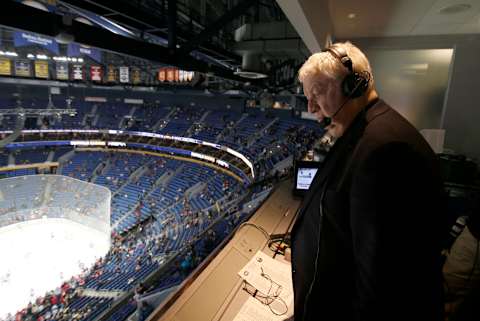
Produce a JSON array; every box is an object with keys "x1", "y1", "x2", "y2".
[
  {"x1": 438, "y1": 4, "x2": 471, "y2": 14},
  {"x1": 347, "y1": 13, "x2": 356, "y2": 19},
  {"x1": 404, "y1": 63, "x2": 429, "y2": 71},
  {"x1": 234, "y1": 70, "x2": 268, "y2": 79},
  {"x1": 55, "y1": 31, "x2": 75, "y2": 44},
  {"x1": 402, "y1": 63, "x2": 429, "y2": 76},
  {"x1": 21, "y1": 0, "x2": 49, "y2": 12},
  {"x1": 74, "y1": 16, "x2": 93, "y2": 26}
]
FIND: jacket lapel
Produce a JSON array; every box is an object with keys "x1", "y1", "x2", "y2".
[{"x1": 294, "y1": 130, "x2": 355, "y2": 223}]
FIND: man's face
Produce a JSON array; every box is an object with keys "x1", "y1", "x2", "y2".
[{"x1": 303, "y1": 73, "x2": 343, "y2": 135}]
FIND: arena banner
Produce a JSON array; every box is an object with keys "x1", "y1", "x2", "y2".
[
  {"x1": 174, "y1": 68, "x2": 179, "y2": 82},
  {"x1": 34, "y1": 60, "x2": 49, "y2": 79},
  {"x1": 90, "y1": 66, "x2": 102, "y2": 82},
  {"x1": 0, "y1": 58, "x2": 12, "y2": 76},
  {"x1": 178, "y1": 70, "x2": 194, "y2": 83},
  {"x1": 107, "y1": 65, "x2": 116, "y2": 82},
  {"x1": 67, "y1": 43, "x2": 102, "y2": 62},
  {"x1": 14, "y1": 60, "x2": 31, "y2": 77},
  {"x1": 119, "y1": 66, "x2": 129, "y2": 83},
  {"x1": 13, "y1": 31, "x2": 59, "y2": 54},
  {"x1": 166, "y1": 68, "x2": 174, "y2": 82},
  {"x1": 56, "y1": 62, "x2": 69, "y2": 80},
  {"x1": 158, "y1": 68, "x2": 166, "y2": 82},
  {"x1": 132, "y1": 68, "x2": 141, "y2": 84},
  {"x1": 72, "y1": 64, "x2": 84, "y2": 80}
]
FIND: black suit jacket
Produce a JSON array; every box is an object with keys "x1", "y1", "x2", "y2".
[{"x1": 291, "y1": 99, "x2": 446, "y2": 321}]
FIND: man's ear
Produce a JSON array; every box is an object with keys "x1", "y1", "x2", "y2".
[{"x1": 325, "y1": 81, "x2": 337, "y2": 102}]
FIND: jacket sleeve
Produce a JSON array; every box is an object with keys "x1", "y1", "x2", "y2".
[{"x1": 349, "y1": 142, "x2": 444, "y2": 321}]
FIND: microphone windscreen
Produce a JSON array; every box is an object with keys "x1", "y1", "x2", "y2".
[{"x1": 319, "y1": 117, "x2": 331, "y2": 128}]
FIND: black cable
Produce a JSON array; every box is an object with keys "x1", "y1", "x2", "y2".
[
  {"x1": 268, "y1": 238, "x2": 287, "y2": 254},
  {"x1": 272, "y1": 208, "x2": 297, "y2": 259},
  {"x1": 242, "y1": 267, "x2": 288, "y2": 316}
]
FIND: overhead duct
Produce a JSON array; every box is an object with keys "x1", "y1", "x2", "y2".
[
  {"x1": 233, "y1": 22, "x2": 308, "y2": 79},
  {"x1": 234, "y1": 21, "x2": 299, "y2": 42},
  {"x1": 234, "y1": 22, "x2": 308, "y2": 56},
  {"x1": 233, "y1": 22, "x2": 298, "y2": 80},
  {"x1": 234, "y1": 52, "x2": 268, "y2": 79},
  {"x1": 55, "y1": 15, "x2": 75, "y2": 44}
]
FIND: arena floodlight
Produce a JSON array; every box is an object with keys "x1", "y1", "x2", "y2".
[{"x1": 233, "y1": 70, "x2": 268, "y2": 79}]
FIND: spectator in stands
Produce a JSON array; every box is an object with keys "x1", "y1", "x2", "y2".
[
  {"x1": 180, "y1": 253, "x2": 193, "y2": 276},
  {"x1": 290, "y1": 42, "x2": 446, "y2": 321}
]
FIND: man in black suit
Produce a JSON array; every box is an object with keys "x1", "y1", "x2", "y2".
[{"x1": 290, "y1": 42, "x2": 446, "y2": 321}]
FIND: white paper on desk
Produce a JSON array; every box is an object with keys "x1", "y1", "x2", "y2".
[
  {"x1": 232, "y1": 296, "x2": 290, "y2": 321},
  {"x1": 236, "y1": 251, "x2": 294, "y2": 320}
]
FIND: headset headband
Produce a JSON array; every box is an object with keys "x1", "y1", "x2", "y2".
[
  {"x1": 324, "y1": 46, "x2": 353, "y2": 73},
  {"x1": 323, "y1": 44, "x2": 370, "y2": 99}
]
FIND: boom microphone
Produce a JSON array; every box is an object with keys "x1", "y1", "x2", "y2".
[
  {"x1": 318, "y1": 96, "x2": 350, "y2": 129},
  {"x1": 317, "y1": 74, "x2": 369, "y2": 130},
  {"x1": 319, "y1": 116, "x2": 332, "y2": 128}
]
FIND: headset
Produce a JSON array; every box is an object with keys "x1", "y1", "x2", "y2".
[
  {"x1": 318, "y1": 45, "x2": 371, "y2": 128},
  {"x1": 325, "y1": 45, "x2": 370, "y2": 98}
]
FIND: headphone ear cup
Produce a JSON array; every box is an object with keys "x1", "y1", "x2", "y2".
[
  {"x1": 341, "y1": 74, "x2": 357, "y2": 97},
  {"x1": 342, "y1": 73, "x2": 368, "y2": 98}
]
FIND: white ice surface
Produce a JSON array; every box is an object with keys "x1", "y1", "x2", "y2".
[{"x1": 0, "y1": 218, "x2": 110, "y2": 318}]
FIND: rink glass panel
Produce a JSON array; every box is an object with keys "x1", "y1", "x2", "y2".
[{"x1": 0, "y1": 175, "x2": 111, "y2": 236}]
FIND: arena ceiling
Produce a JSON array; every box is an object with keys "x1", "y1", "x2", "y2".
[
  {"x1": 1, "y1": 0, "x2": 308, "y2": 92},
  {"x1": 2, "y1": 1, "x2": 479, "y2": 90}
]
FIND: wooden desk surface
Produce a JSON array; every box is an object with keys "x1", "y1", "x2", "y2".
[{"x1": 149, "y1": 179, "x2": 302, "y2": 321}]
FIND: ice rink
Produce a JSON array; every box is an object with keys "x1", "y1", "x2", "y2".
[{"x1": 0, "y1": 218, "x2": 110, "y2": 318}]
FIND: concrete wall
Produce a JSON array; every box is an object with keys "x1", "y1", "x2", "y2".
[
  {"x1": 364, "y1": 48, "x2": 452, "y2": 130},
  {"x1": 441, "y1": 38, "x2": 480, "y2": 161},
  {"x1": 347, "y1": 35, "x2": 480, "y2": 160}
]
